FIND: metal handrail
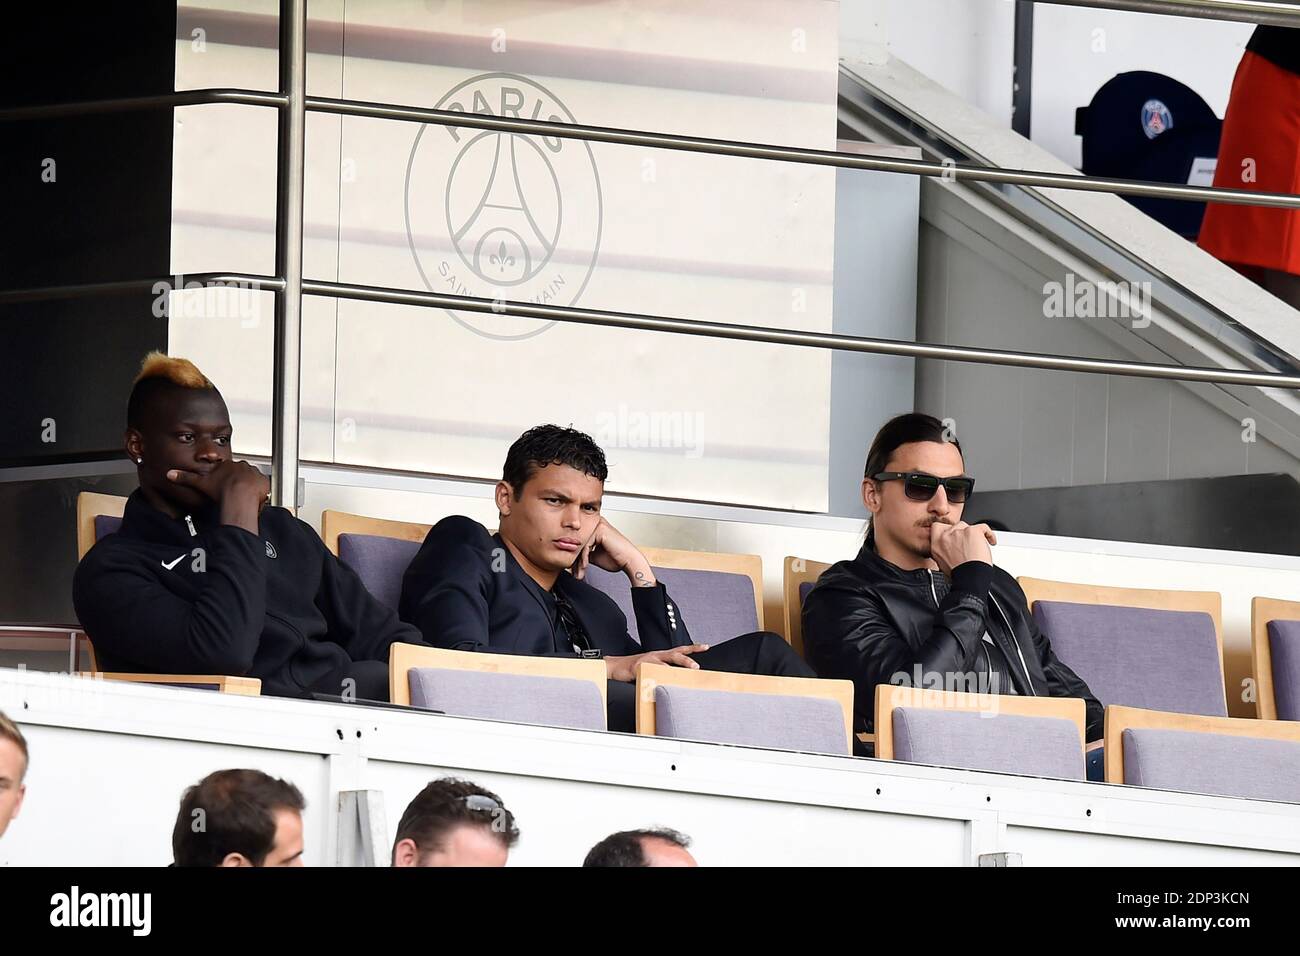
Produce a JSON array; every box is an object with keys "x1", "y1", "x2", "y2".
[
  {"x1": 1031, "y1": 0, "x2": 1300, "y2": 28},
  {"x1": 0, "y1": 89, "x2": 286, "y2": 121},
  {"x1": 306, "y1": 93, "x2": 1300, "y2": 210},
  {"x1": 5, "y1": 86, "x2": 1299, "y2": 209},
  {"x1": 4, "y1": 268, "x2": 1299, "y2": 389},
  {"x1": 0, "y1": 273, "x2": 284, "y2": 305},
  {"x1": 304, "y1": 278, "x2": 1300, "y2": 390}
]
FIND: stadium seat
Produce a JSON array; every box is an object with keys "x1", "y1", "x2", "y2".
[
  {"x1": 91, "y1": 673, "x2": 262, "y2": 695},
  {"x1": 76, "y1": 491, "x2": 127, "y2": 561},
  {"x1": 583, "y1": 546, "x2": 766, "y2": 648},
  {"x1": 1251, "y1": 597, "x2": 1300, "y2": 721},
  {"x1": 321, "y1": 510, "x2": 433, "y2": 609},
  {"x1": 1106, "y1": 705, "x2": 1300, "y2": 802},
  {"x1": 634, "y1": 662, "x2": 853, "y2": 755},
  {"x1": 1020, "y1": 578, "x2": 1226, "y2": 717},
  {"x1": 782, "y1": 555, "x2": 829, "y2": 659},
  {"x1": 388, "y1": 642, "x2": 607, "y2": 731},
  {"x1": 874, "y1": 684, "x2": 1087, "y2": 779}
]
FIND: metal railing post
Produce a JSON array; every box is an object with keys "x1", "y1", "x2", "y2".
[{"x1": 271, "y1": 0, "x2": 307, "y2": 509}]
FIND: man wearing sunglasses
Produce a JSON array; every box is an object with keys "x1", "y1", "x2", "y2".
[{"x1": 802, "y1": 413, "x2": 1103, "y2": 769}]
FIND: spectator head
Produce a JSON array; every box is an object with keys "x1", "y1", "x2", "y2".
[
  {"x1": 392, "y1": 777, "x2": 518, "y2": 867},
  {"x1": 862, "y1": 413, "x2": 969, "y2": 567},
  {"x1": 495, "y1": 425, "x2": 609, "y2": 576},
  {"x1": 583, "y1": 828, "x2": 697, "y2": 867},
  {"x1": 125, "y1": 351, "x2": 231, "y2": 516},
  {"x1": 172, "y1": 769, "x2": 305, "y2": 867},
  {"x1": 0, "y1": 712, "x2": 28, "y2": 839}
]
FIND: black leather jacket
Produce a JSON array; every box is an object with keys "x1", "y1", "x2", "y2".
[{"x1": 802, "y1": 543, "x2": 1103, "y2": 741}]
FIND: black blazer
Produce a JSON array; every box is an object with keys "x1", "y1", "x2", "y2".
[{"x1": 398, "y1": 515, "x2": 693, "y2": 657}]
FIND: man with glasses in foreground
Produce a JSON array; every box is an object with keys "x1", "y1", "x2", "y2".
[{"x1": 802, "y1": 413, "x2": 1103, "y2": 774}]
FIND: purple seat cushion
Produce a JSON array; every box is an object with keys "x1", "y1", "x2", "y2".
[
  {"x1": 1122, "y1": 728, "x2": 1300, "y2": 802},
  {"x1": 1266, "y1": 620, "x2": 1300, "y2": 721},
  {"x1": 94, "y1": 514, "x2": 122, "y2": 539},
  {"x1": 338, "y1": 533, "x2": 422, "y2": 610},
  {"x1": 1032, "y1": 601, "x2": 1225, "y2": 717},
  {"x1": 584, "y1": 564, "x2": 758, "y2": 647},
  {"x1": 892, "y1": 707, "x2": 1085, "y2": 780},
  {"x1": 409, "y1": 667, "x2": 605, "y2": 732},
  {"x1": 654, "y1": 685, "x2": 848, "y2": 755},
  {"x1": 798, "y1": 581, "x2": 815, "y2": 605}
]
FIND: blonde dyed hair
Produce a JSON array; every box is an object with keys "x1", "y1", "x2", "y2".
[{"x1": 133, "y1": 351, "x2": 212, "y2": 389}]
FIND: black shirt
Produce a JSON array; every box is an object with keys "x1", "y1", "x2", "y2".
[{"x1": 1248, "y1": 26, "x2": 1300, "y2": 76}]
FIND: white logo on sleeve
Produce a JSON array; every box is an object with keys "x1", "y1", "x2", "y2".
[
  {"x1": 265, "y1": 541, "x2": 277, "y2": 559},
  {"x1": 161, "y1": 554, "x2": 186, "y2": 571}
]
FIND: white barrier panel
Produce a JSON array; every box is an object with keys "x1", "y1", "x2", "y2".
[{"x1": 1, "y1": 669, "x2": 1296, "y2": 867}]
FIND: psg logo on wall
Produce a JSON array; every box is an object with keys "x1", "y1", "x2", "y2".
[
  {"x1": 405, "y1": 72, "x2": 604, "y2": 341},
  {"x1": 1140, "y1": 99, "x2": 1174, "y2": 140}
]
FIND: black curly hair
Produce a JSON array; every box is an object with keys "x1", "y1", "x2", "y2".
[{"x1": 502, "y1": 424, "x2": 608, "y2": 498}]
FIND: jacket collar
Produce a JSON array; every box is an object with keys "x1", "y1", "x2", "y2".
[
  {"x1": 852, "y1": 540, "x2": 941, "y2": 585},
  {"x1": 118, "y1": 488, "x2": 219, "y2": 545}
]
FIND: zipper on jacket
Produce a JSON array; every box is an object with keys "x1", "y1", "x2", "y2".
[
  {"x1": 933, "y1": 569, "x2": 1036, "y2": 697},
  {"x1": 989, "y1": 593, "x2": 1036, "y2": 696},
  {"x1": 184, "y1": 515, "x2": 197, "y2": 537}
]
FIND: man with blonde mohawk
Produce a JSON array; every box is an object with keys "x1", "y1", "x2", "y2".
[{"x1": 73, "y1": 352, "x2": 423, "y2": 701}]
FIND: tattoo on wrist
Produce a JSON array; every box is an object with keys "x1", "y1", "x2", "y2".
[{"x1": 633, "y1": 569, "x2": 655, "y2": 587}]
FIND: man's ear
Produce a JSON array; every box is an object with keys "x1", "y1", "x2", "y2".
[
  {"x1": 125, "y1": 428, "x2": 144, "y2": 463},
  {"x1": 218, "y1": 852, "x2": 253, "y2": 868},
  {"x1": 862, "y1": 478, "x2": 883, "y2": 516},
  {"x1": 494, "y1": 481, "x2": 514, "y2": 517},
  {"x1": 392, "y1": 838, "x2": 419, "y2": 868}
]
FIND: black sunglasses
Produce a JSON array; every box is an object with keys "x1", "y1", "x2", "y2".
[{"x1": 872, "y1": 471, "x2": 975, "y2": 503}]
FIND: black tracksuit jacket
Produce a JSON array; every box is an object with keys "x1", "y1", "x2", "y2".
[{"x1": 73, "y1": 490, "x2": 422, "y2": 698}]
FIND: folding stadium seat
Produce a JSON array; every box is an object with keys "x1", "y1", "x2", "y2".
[
  {"x1": 74, "y1": 491, "x2": 262, "y2": 695},
  {"x1": 1251, "y1": 597, "x2": 1300, "y2": 722},
  {"x1": 76, "y1": 491, "x2": 127, "y2": 559},
  {"x1": 583, "y1": 546, "x2": 768, "y2": 649},
  {"x1": 633, "y1": 663, "x2": 853, "y2": 755},
  {"x1": 389, "y1": 642, "x2": 607, "y2": 731},
  {"x1": 1106, "y1": 705, "x2": 1300, "y2": 801},
  {"x1": 874, "y1": 684, "x2": 1088, "y2": 780},
  {"x1": 321, "y1": 510, "x2": 432, "y2": 610},
  {"x1": 782, "y1": 555, "x2": 830, "y2": 659},
  {"x1": 1019, "y1": 578, "x2": 1227, "y2": 717}
]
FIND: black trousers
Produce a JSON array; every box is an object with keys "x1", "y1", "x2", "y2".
[
  {"x1": 605, "y1": 630, "x2": 815, "y2": 733},
  {"x1": 309, "y1": 659, "x2": 391, "y2": 703}
]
